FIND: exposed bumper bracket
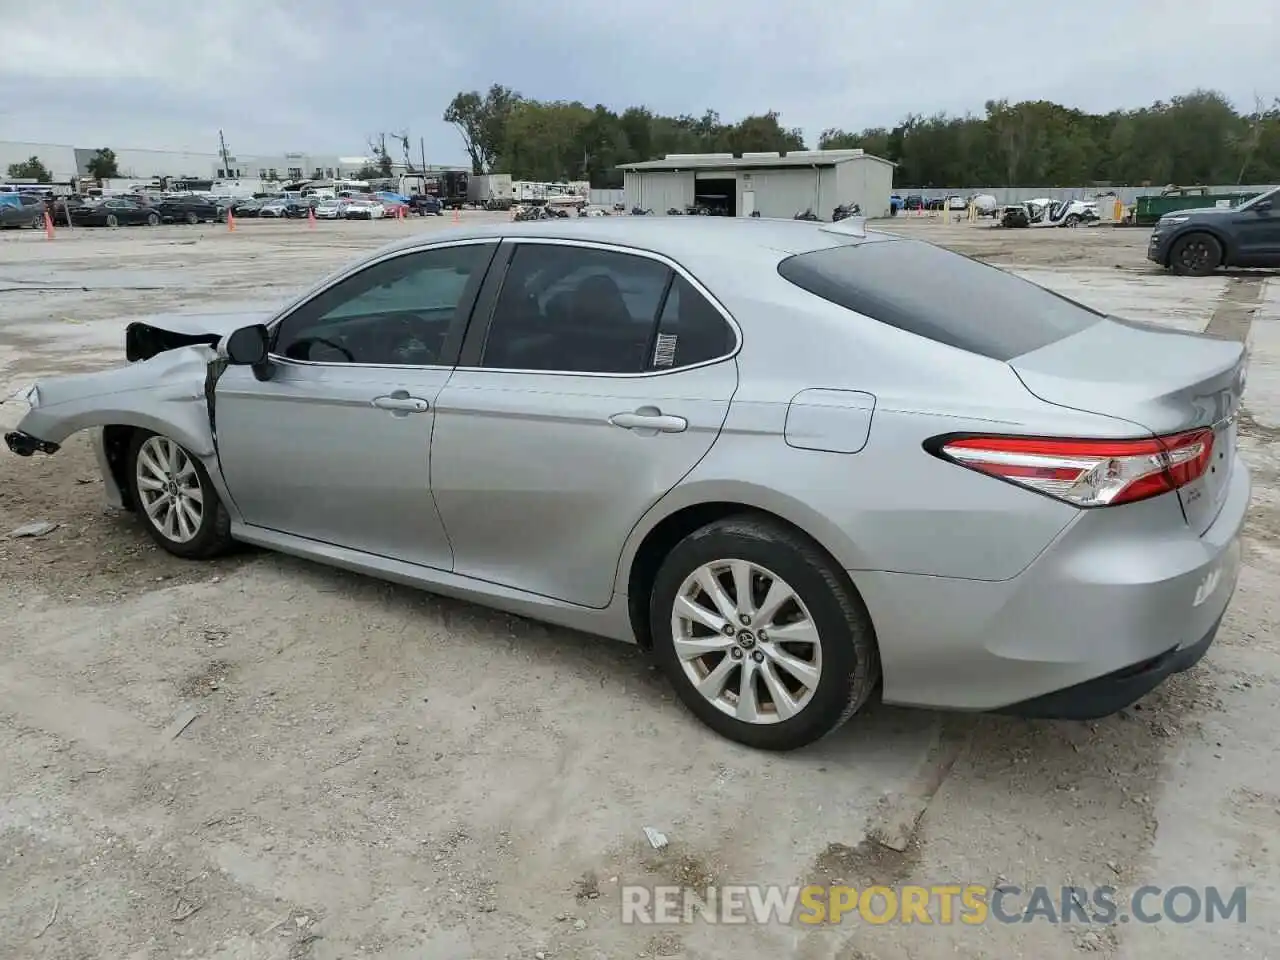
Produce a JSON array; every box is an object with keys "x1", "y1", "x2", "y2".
[{"x1": 4, "y1": 431, "x2": 61, "y2": 457}]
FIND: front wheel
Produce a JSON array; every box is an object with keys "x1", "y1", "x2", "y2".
[
  {"x1": 106, "y1": 214, "x2": 119, "y2": 228},
  {"x1": 185, "y1": 212, "x2": 198, "y2": 225},
  {"x1": 147, "y1": 213, "x2": 159, "y2": 226},
  {"x1": 649, "y1": 515, "x2": 880, "y2": 751},
  {"x1": 1170, "y1": 232, "x2": 1222, "y2": 277},
  {"x1": 128, "y1": 430, "x2": 234, "y2": 559},
  {"x1": 1064, "y1": 214, "x2": 1081, "y2": 227}
]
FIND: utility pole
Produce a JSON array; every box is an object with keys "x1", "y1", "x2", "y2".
[
  {"x1": 218, "y1": 129, "x2": 233, "y2": 179},
  {"x1": 420, "y1": 137, "x2": 428, "y2": 174}
]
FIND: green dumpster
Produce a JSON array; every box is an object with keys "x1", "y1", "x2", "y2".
[{"x1": 1135, "y1": 187, "x2": 1260, "y2": 226}]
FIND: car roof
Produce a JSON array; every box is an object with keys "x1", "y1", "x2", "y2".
[{"x1": 369, "y1": 216, "x2": 896, "y2": 267}]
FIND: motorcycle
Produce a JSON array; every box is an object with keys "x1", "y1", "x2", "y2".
[
  {"x1": 794, "y1": 209, "x2": 820, "y2": 221},
  {"x1": 630, "y1": 206, "x2": 653, "y2": 216},
  {"x1": 832, "y1": 202, "x2": 861, "y2": 222}
]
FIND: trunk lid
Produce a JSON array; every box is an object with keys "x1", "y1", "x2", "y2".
[{"x1": 1010, "y1": 316, "x2": 1246, "y2": 534}]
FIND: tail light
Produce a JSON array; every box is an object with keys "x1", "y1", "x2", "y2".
[{"x1": 931, "y1": 430, "x2": 1215, "y2": 507}]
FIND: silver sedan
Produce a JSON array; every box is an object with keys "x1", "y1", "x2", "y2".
[{"x1": 3, "y1": 217, "x2": 1250, "y2": 750}]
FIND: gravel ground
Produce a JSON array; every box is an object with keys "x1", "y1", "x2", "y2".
[{"x1": 1, "y1": 214, "x2": 1277, "y2": 960}]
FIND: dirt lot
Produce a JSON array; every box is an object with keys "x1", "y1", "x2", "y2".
[{"x1": 1, "y1": 214, "x2": 1278, "y2": 960}]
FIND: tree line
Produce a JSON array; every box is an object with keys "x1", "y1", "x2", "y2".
[{"x1": 444, "y1": 87, "x2": 1280, "y2": 188}]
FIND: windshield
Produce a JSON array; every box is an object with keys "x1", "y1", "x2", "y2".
[{"x1": 1238, "y1": 185, "x2": 1279, "y2": 211}]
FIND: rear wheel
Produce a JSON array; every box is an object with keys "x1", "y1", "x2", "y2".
[
  {"x1": 30, "y1": 214, "x2": 44, "y2": 229},
  {"x1": 106, "y1": 214, "x2": 119, "y2": 228},
  {"x1": 1170, "y1": 232, "x2": 1222, "y2": 277},
  {"x1": 128, "y1": 430, "x2": 234, "y2": 559},
  {"x1": 147, "y1": 213, "x2": 159, "y2": 226},
  {"x1": 185, "y1": 211, "x2": 199, "y2": 225},
  {"x1": 649, "y1": 515, "x2": 880, "y2": 751},
  {"x1": 1064, "y1": 214, "x2": 1082, "y2": 227}
]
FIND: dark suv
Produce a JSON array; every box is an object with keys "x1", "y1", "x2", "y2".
[{"x1": 1147, "y1": 185, "x2": 1280, "y2": 276}]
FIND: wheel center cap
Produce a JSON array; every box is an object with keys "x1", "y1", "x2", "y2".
[{"x1": 738, "y1": 631, "x2": 755, "y2": 649}]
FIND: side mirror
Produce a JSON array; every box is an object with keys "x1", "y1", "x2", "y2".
[
  {"x1": 223, "y1": 323, "x2": 269, "y2": 365},
  {"x1": 1252, "y1": 199, "x2": 1272, "y2": 213}
]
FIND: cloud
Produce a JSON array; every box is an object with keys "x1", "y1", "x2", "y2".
[{"x1": 2, "y1": 0, "x2": 1275, "y2": 162}]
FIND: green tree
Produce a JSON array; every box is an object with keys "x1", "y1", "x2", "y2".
[
  {"x1": 86, "y1": 148, "x2": 120, "y2": 179},
  {"x1": 7, "y1": 156, "x2": 53, "y2": 183},
  {"x1": 441, "y1": 87, "x2": 1280, "y2": 187},
  {"x1": 444, "y1": 84, "x2": 522, "y2": 174}
]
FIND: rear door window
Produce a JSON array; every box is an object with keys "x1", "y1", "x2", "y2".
[{"x1": 777, "y1": 239, "x2": 1103, "y2": 361}]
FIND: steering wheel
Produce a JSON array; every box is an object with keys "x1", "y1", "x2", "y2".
[{"x1": 289, "y1": 336, "x2": 355, "y2": 363}]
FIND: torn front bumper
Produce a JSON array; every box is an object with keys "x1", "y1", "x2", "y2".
[{"x1": 3, "y1": 346, "x2": 221, "y2": 509}]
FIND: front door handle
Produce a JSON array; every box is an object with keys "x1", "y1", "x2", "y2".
[
  {"x1": 372, "y1": 394, "x2": 430, "y2": 414},
  {"x1": 609, "y1": 409, "x2": 688, "y2": 433}
]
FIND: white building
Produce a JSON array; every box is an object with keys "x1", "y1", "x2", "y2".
[
  {"x1": 1, "y1": 140, "x2": 467, "y2": 185},
  {"x1": 619, "y1": 149, "x2": 896, "y2": 219}
]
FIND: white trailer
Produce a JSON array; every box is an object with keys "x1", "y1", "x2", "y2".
[{"x1": 469, "y1": 173, "x2": 513, "y2": 208}]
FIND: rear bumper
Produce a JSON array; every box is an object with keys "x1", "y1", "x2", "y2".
[
  {"x1": 856, "y1": 457, "x2": 1250, "y2": 713},
  {"x1": 996, "y1": 614, "x2": 1220, "y2": 719}
]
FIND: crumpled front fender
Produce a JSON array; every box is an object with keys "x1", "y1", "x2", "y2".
[{"x1": 6, "y1": 345, "x2": 217, "y2": 458}]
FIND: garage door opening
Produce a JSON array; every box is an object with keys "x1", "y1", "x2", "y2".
[{"x1": 694, "y1": 178, "x2": 736, "y2": 217}]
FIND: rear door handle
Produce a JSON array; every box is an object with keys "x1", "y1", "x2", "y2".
[
  {"x1": 609, "y1": 410, "x2": 688, "y2": 433},
  {"x1": 372, "y1": 394, "x2": 430, "y2": 413}
]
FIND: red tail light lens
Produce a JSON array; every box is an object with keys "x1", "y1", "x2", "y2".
[{"x1": 933, "y1": 430, "x2": 1215, "y2": 507}]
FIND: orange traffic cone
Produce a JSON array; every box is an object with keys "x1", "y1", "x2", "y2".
[
  {"x1": 43, "y1": 210, "x2": 55, "y2": 239},
  {"x1": 452, "y1": 206, "x2": 460, "y2": 224},
  {"x1": 308, "y1": 207, "x2": 316, "y2": 229},
  {"x1": 227, "y1": 209, "x2": 236, "y2": 232}
]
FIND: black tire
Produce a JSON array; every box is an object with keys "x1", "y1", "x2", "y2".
[
  {"x1": 106, "y1": 214, "x2": 119, "y2": 228},
  {"x1": 1064, "y1": 214, "x2": 1081, "y2": 227},
  {"x1": 649, "y1": 514, "x2": 880, "y2": 751},
  {"x1": 1170, "y1": 232, "x2": 1222, "y2": 277},
  {"x1": 147, "y1": 213, "x2": 159, "y2": 226},
  {"x1": 127, "y1": 429, "x2": 234, "y2": 560},
  {"x1": 31, "y1": 214, "x2": 44, "y2": 229},
  {"x1": 185, "y1": 211, "x2": 199, "y2": 225}
]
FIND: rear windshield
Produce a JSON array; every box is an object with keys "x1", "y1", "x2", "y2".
[{"x1": 777, "y1": 239, "x2": 1103, "y2": 361}]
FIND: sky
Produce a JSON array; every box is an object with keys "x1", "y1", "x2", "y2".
[{"x1": 1, "y1": 0, "x2": 1275, "y2": 164}]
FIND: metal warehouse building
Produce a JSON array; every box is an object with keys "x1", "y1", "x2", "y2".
[{"x1": 619, "y1": 148, "x2": 895, "y2": 219}]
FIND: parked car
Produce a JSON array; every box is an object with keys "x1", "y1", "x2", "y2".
[
  {"x1": 314, "y1": 198, "x2": 348, "y2": 220},
  {"x1": 380, "y1": 198, "x2": 411, "y2": 219},
  {"x1": 2, "y1": 218, "x2": 1249, "y2": 751},
  {"x1": 258, "y1": 199, "x2": 291, "y2": 219},
  {"x1": 156, "y1": 195, "x2": 222, "y2": 224},
  {"x1": 69, "y1": 197, "x2": 161, "y2": 228},
  {"x1": 344, "y1": 199, "x2": 385, "y2": 220},
  {"x1": 414, "y1": 194, "x2": 443, "y2": 216},
  {"x1": 230, "y1": 198, "x2": 266, "y2": 217},
  {"x1": 0, "y1": 192, "x2": 46, "y2": 229},
  {"x1": 1147, "y1": 184, "x2": 1280, "y2": 276},
  {"x1": 946, "y1": 196, "x2": 968, "y2": 211}
]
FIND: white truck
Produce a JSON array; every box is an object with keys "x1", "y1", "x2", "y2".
[{"x1": 469, "y1": 173, "x2": 514, "y2": 209}]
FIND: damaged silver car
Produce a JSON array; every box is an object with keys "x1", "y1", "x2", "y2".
[{"x1": 4, "y1": 217, "x2": 1250, "y2": 752}]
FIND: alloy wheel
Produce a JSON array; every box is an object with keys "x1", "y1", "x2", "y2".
[
  {"x1": 670, "y1": 559, "x2": 823, "y2": 724},
  {"x1": 1179, "y1": 239, "x2": 1213, "y2": 272},
  {"x1": 135, "y1": 435, "x2": 204, "y2": 544}
]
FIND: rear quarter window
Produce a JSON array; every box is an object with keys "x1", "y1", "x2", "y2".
[{"x1": 776, "y1": 239, "x2": 1103, "y2": 361}]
